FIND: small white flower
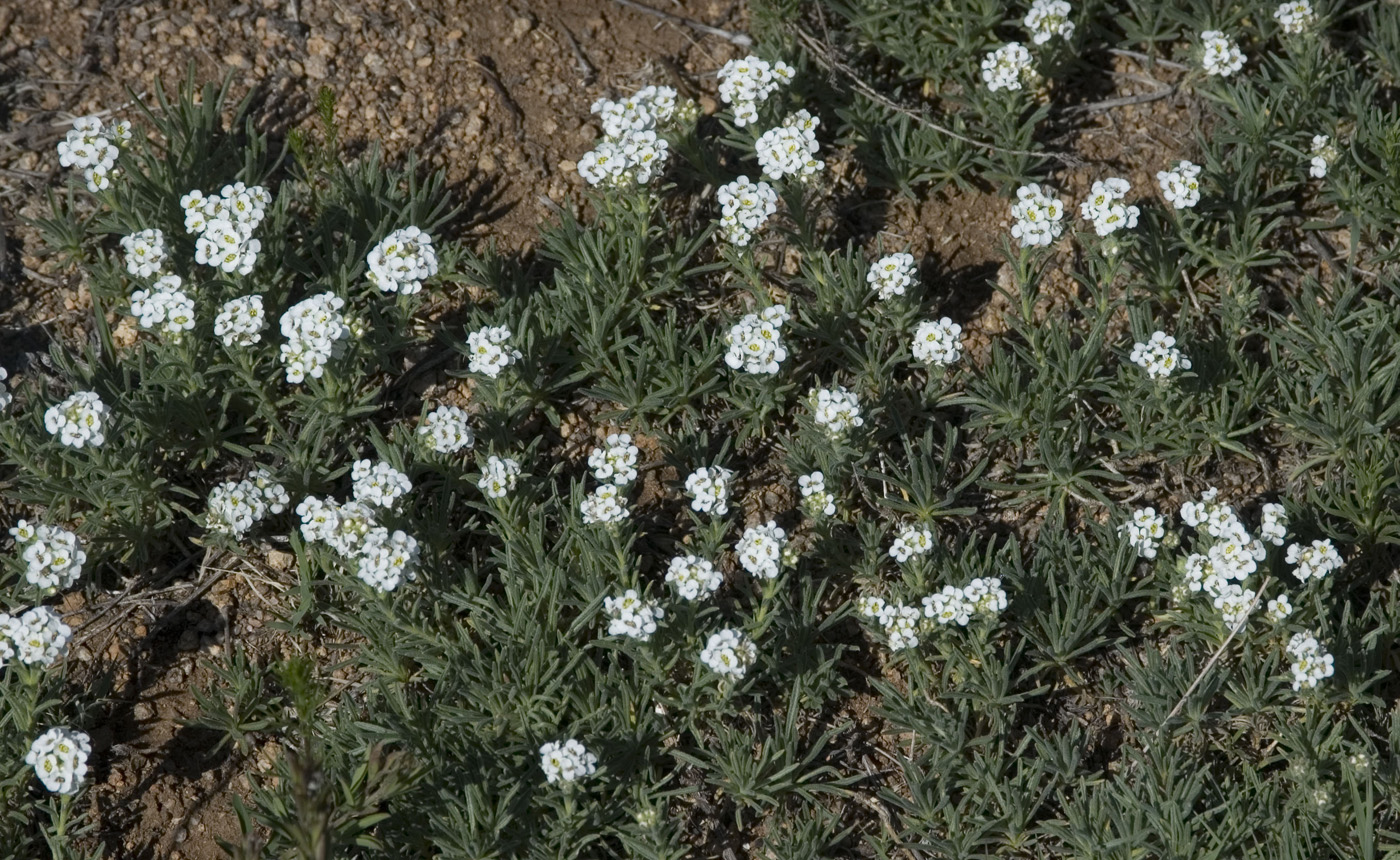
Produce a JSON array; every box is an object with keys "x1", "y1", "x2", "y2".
[
  {"x1": 1157, "y1": 160, "x2": 1203, "y2": 209},
  {"x1": 0, "y1": 366, "x2": 11, "y2": 412},
  {"x1": 911, "y1": 318, "x2": 963, "y2": 368},
  {"x1": 868, "y1": 253, "x2": 917, "y2": 300},
  {"x1": 923, "y1": 585, "x2": 972, "y2": 627},
  {"x1": 889, "y1": 525, "x2": 934, "y2": 563},
  {"x1": 603, "y1": 589, "x2": 665, "y2": 640},
  {"x1": 685, "y1": 466, "x2": 733, "y2": 516},
  {"x1": 4, "y1": 606, "x2": 72, "y2": 666},
  {"x1": 717, "y1": 55, "x2": 795, "y2": 126},
  {"x1": 1213, "y1": 584, "x2": 1256, "y2": 627},
  {"x1": 25, "y1": 728, "x2": 91, "y2": 795},
  {"x1": 1200, "y1": 30, "x2": 1245, "y2": 77},
  {"x1": 17, "y1": 523, "x2": 86, "y2": 591},
  {"x1": 1120, "y1": 507, "x2": 1166, "y2": 558},
  {"x1": 666, "y1": 554, "x2": 722, "y2": 601},
  {"x1": 478, "y1": 455, "x2": 522, "y2": 499},
  {"x1": 981, "y1": 42, "x2": 1037, "y2": 92},
  {"x1": 466, "y1": 325, "x2": 522, "y2": 378},
  {"x1": 120, "y1": 229, "x2": 167, "y2": 278},
  {"x1": 539, "y1": 739, "x2": 598, "y2": 784},
  {"x1": 810, "y1": 386, "x2": 863, "y2": 438},
  {"x1": 1285, "y1": 631, "x2": 1334, "y2": 690},
  {"x1": 351, "y1": 459, "x2": 412, "y2": 509},
  {"x1": 1079, "y1": 178, "x2": 1140, "y2": 237},
  {"x1": 1130, "y1": 331, "x2": 1191, "y2": 379},
  {"x1": 580, "y1": 483, "x2": 629, "y2": 525},
  {"x1": 1010, "y1": 183, "x2": 1066, "y2": 247},
  {"x1": 588, "y1": 433, "x2": 640, "y2": 486},
  {"x1": 701, "y1": 628, "x2": 757, "y2": 678},
  {"x1": 207, "y1": 479, "x2": 267, "y2": 537},
  {"x1": 44, "y1": 391, "x2": 109, "y2": 449},
  {"x1": 1024, "y1": 0, "x2": 1075, "y2": 45},
  {"x1": 366, "y1": 226, "x2": 438, "y2": 295},
  {"x1": 715, "y1": 176, "x2": 778, "y2": 246},
  {"x1": 279, "y1": 293, "x2": 349, "y2": 383},
  {"x1": 418, "y1": 405, "x2": 475, "y2": 454},
  {"x1": 1260, "y1": 503, "x2": 1288, "y2": 546},
  {"x1": 355, "y1": 527, "x2": 419, "y2": 591},
  {"x1": 798, "y1": 471, "x2": 836, "y2": 518},
  {"x1": 735, "y1": 520, "x2": 787, "y2": 580},
  {"x1": 1266, "y1": 594, "x2": 1293, "y2": 623},
  {"x1": 214, "y1": 295, "x2": 267, "y2": 347},
  {"x1": 1274, "y1": 1, "x2": 1316, "y2": 35},
  {"x1": 724, "y1": 305, "x2": 789, "y2": 374},
  {"x1": 1309, "y1": 134, "x2": 1338, "y2": 179},
  {"x1": 1286, "y1": 539, "x2": 1343, "y2": 582},
  {"x1": 880, "y1": 603, "x2": 923, "y2": 650},
  {"x1": 755, "y1": 110, "x2": 824, "y2": 182}
]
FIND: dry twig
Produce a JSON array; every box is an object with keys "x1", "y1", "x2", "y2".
[
  {"x1": 1162, "y1": 574, "x2": 1271, "y2": 728},
  {"x1": 611, "y1": 0, "x2": 754, "y2": 47}
]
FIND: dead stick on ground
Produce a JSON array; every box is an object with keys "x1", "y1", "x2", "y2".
[
  {"x1": 1162, "y1": 574, "x2": 1271, "y2": 728},
  {"x1": 790, "y1": 25, "x2": 1083, "y2": 167},
  {"x1": 1063, "y1": 84, "x2": 1179, "y2": 116},
  {"x1": 611, "y1": 0, "x2": 753, "y2": 47}
]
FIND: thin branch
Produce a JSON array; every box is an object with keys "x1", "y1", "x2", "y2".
[
  {"x1": 611, "y1": 0, "x2": 753, "y2": 47},
  {"x1": 1062, "y1": 83, "x2": 1179, "y2": 116},
  {"x1": 1108, "y1": 48, "x2": 1191, "y2": 72},
  {"x1": 789, "y1": 24, "x2": 1083, "y2": 167},
  {"x1": 1162, "y1": 574, "x2": 1271, "y2": 729}
]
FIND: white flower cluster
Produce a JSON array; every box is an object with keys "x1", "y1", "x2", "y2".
[
  {"x1": 214, "y1": 295, "x2": 267, "y2": 347},
  {"x1": 1274, "y1": 1, "x2": 1316, "y2": 35},
  {"x1": 366, "y1": 227, "x2": 438, "y2": 295},
  {"x1": 1309, "y1": 134, "x2": 1338, "y2": 179},
  {"x1": 26, "y1": 727, "x2": 90, "y2": 795},
  {"x1": 717, "y1": 55, "x2": 796, "y2": 127},
  {"x1": 466, "y1": 325, "x2": 522, "y2": 378},
  {"x1": 9, "y1": 520, "x2": 85, "y2": 591},
  {"x1": 1010, "y1": 183, "x2": 1066, "y2": 247},
  {"x1": 479, "y1": 455, "x2": 522, "y2": 499},
  {"x1": 539, "y1": 739, "x2": 597, "y2": 784},
  {"x1": 798, "y1": 471, "x2": 836, "y2": 518},
  {"x1": 279, "y1": 292, "x2": 350, "y2": 383},
  {"x1": 581, "y1": 483, "x2": 629, "y2": 525},
  {"x1": 44, "y1": 391, "x2": 109, "y2": 449},
  {"x1": 666, "y1": 554, "x2": 723, "y2": 601},
  {"x1": 56, "y1": 115, "x2": 127, "y2": 192},
  {"x1": 982, "y1": 42, "x2": 1037, "y2": 92},
  {"x1": 810, "y1": 386, "x2": 863, "y2": 438},
  {"x1": 604, "y1": 589, "x2": 664, "y2": 641},
  {"x1": 735, "y1": 521, "x2": 787, "y2": 580},
  {"x1": 1286, "y1": 631, "x2": 1334, "y2": 690},
  {"x1": 868, "y1": 253, "x2": 917, "y2": 300},
  {"x1": 1260, "y1": 503, "x2": 1289, "y2": 546},
  {"x1": 700, "y1": 627, "x2": 757, "y2": 678},
  {"x1": 1, "y1": 606, "x2": 72, "y2": 666},
  {"x1": 724, "y1": 304, "x2": 789, "y2": 374},
  {"x1": 911, "y1": 318, "x2": 963, "y2": 368},
  {"x1": 418, "y1": 405, "x2": 475, "y2": 454},
  {"x1": 297, "y1": 495, "x2": 419, "y2": 591},
  {"x1": 589, "y1": 433, "x2": 639, "y2": 486},
  {"x1": 1121, "y1": 507, "x2": 1166, "y2": 558},
  {"x1": 861, "y1": 577, "x2": 1010, "y2": 649},
  {"x1": 1080, "y1": 178, "x2": 1140, "y2": 237},
  {"x1": 716, "y1": 176, "x2": 779, "y2": 246},
  {"x1": 579, "y1": 85, "x2": 684, "y2": 186},
  {"x1": 889, "y1": 525, "x2": 934, "y2": 563},
  {"x1": 1200, "y1": 30, "x2": 1245, "y2": 77},
  {"x1": 1024, "y1": 0, "x2": 1075, "y2": 45},
  {"x1": 121, "y1": 229, "x2": 167, "y2": 278},
  {"x1": 1130, "y1": 331, "x2": 1191, "y2": 379},
  {"x1": 756, "y1": 110, "x2": 823, "y2": 182},
  {"x1": 352, "y1": 459, "x2": 412, "y2": 508},
  {"x1": 1174, "y1": 489, "x2": 1277, "y2": 632},
  {"x1": 207, "y1": 469, "x2": 289, "y2": 537},
  {"x1": 183, "y1": 183, "x2": 270, "y2": 276},
  {"x1": 130, "y1": 274, "x2": 196, "y2": 339},
  {"x1": 1157, "y1": 160, "x2": 1203, "y2": 209},
  {"x1": 1286, "y1": 539, "x2": 1343, "y2": 582},
  {"x1": 0, "y1": 367, "x2": 10, "y2": 412},
  {"x1": 686, "y1": 466, "x2": 732, "y2": 516}
]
